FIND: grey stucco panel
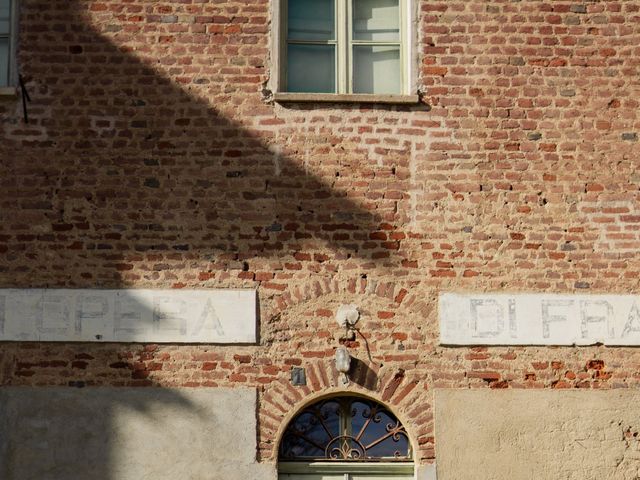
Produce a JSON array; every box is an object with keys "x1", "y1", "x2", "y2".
[{"x1": 0, "y1": 387, "x2": 275, "y2": 480}]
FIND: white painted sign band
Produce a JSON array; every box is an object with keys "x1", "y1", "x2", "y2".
[
  {"x1": 440, "y1": 293, "x2": 640, "y2": 346},
  {"x1": 0, "y1": 289, "x2": 256, "y2": 343}
]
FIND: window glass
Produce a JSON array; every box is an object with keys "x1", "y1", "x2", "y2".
[
  {"x1": 351, "y1": 401, "x2": 411, "y2": 459},
  {"x1": 287, "y1": 44, "x2": 336, "y2": 93},
  {"x1": 0, "y1": 37, "x2": 8, "y2": 86},
  {"x1": 352, "y1": 46, "x2": 400, "y2": 94},
  {"x1": 288, "y1": 0, "x2": 335, "y2": 41},
  {"x1": 279, "y1": 397, "x2": 412, "y2": 461},
  {"x1": 0, "y1": 0, "x2": 10, "y2": 34},
  {"x1": 353, "y1": 0, "x2": 400, "y2": 42},
  {"x1": 280, "y1": 400, "x2": 341, "y2": 458},
  {"x1": 282, "y1": 0, "x2": 407, "y2": 95}
]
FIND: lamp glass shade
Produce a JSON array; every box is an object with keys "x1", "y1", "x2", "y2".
[{"x1": 334, "y1": 346, "x2": 351, "y2": 374}]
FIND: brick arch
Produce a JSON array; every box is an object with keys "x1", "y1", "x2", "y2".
[
  {"x1": 273, "y1": 389, "x2": 420, "y2": 460},
  {"x1": 267, "y1": 275, "x2": 433, "y2": 318},
  {"x1": 257, "y1": 278, "x2": 435, "y2": 464},
  {"x1": 259, "y1": 361, "x2": 431, "y2": 463}
]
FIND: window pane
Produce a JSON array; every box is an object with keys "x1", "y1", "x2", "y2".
[
  {"x1": 0, "y1": 0, "x2": 10, "y2": 34},
  {"x1": 353, "y1": 0, "x2": 400, "y2": 42},
  {"x1": 287, "y1": 44, "x2": 335, "y2": 93},
  {"x1": 288, "y1": 0, "x2": 334, "y2": 41},
  {"x1": 0, "y1": 37, "x2": 8, "y2": 87},
  {"x1": 352, "y1": 45, "x2": 400, "y2": 94},
  {"x1": 351, "y1": 401, "x2": 411, "y2": 459},
  {"x1": 279, "y1": 400, "x2": 341, "y2": 459}
]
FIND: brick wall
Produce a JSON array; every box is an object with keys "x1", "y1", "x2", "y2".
[{"x1": 1, "y1": 0, "x2": 639, "y2": 467}]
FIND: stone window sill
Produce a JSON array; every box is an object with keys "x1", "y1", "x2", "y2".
[
  {"x1": 273, "y1": 92, "x2": 420, "y2": 105},
  {"x1": 0, "y1": 87, "x2": 17, "y2": 97}
]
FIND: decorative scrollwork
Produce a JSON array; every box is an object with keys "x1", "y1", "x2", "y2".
[
  {"x1": 362, "y1": 405, "x2": 382, "y2": 423},
  {"x1": 327, "y1": 436, "x2": 366, "y2": 460},
  {"x1": 386, "y1": 421, "x2": 405, "y2": 440},
  {"x1": 279, "y1": 396, "x2": 412, "y2": 461}
]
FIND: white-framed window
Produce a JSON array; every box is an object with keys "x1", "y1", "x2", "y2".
[
  {"x1": 0, "y1": 0, "x2": 17, "y2": 87},
  {"x1": 273, "y1": 0, "x2": 416, "y2": 98}
]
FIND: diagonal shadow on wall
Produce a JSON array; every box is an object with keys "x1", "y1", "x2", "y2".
[
  {"x1": 0, "y1": 1, "x2": 416, "y2": 479},
  {"x1": 0, "y1": 387, "x2": 195, "y2": 480},
  {"x1": 0, "y1": 0, "x2": 405, "y2": 292}
]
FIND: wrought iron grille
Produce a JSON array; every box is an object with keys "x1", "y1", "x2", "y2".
[{"x1": 279, "y1": 396, "x2": 412, "y2": 461}]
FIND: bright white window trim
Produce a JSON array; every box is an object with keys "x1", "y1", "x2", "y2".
[
  {"x1": 0, "y1": 0, "x2": 17, "y2": 93},
  {"x1": 270, "y1": 0, "x2": 418, "y2": 103}
]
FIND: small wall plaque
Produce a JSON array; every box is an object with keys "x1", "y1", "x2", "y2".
[{"x1": 291, "y1": 367, "x2": 306, "y2": 386}]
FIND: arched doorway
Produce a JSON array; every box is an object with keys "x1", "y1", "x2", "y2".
[{"x1": 278, "y1": 395, "x2": 414, "y2": 479}]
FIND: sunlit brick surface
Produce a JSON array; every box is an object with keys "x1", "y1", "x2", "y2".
[{"x1": 1, "y1": 0, "x2": 639, "y2": 467}]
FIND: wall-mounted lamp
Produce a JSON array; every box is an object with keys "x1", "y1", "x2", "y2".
[
  {"x1": 334, "y1": 345, "x2": 351, "y2": 385},
  {"x1": 335, "y1": 304, "x2": 360, "y2": 340},
  {"x1": 333, "y1": 304, "x2": 360, "y2": 384}
]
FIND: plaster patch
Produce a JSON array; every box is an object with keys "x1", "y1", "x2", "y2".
[{"x1": 435, "y1": 389, "x2": 640, "y2": 480}]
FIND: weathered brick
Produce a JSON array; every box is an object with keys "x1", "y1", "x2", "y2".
[{"x1": 0, "y1": 0, "x2": 639, "y2": 468}]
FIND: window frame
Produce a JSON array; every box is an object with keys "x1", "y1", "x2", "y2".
[
  {"x1": 0, "y1": 0, "x2": 17, "y2": 91},
  {"x1": 279, "y1": 461, "x2": 415, "y2": 478},
  {"x1": 271, "y1": 0, "x2": 418, "y2": 103},
  {"x1": 277, "y1": 395, "x2": 415, "y2": 480}
]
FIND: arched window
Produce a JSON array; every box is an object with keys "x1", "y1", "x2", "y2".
[{"x1": 278, "y1": 396, "x2": 414, "y2": 479}]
